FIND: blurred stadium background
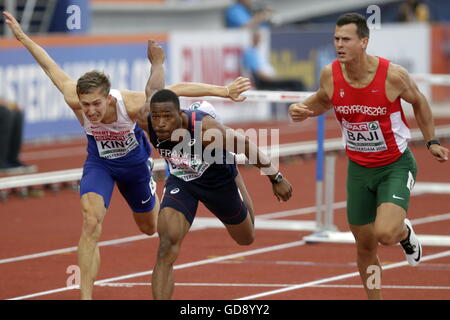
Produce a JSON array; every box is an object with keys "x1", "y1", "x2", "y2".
[
  {"x1": 1, "y1": 0, "x2": 450, "y2": 141},
  {"x1": 1, "y1": 0, "x2": 450, "y2": 301}
]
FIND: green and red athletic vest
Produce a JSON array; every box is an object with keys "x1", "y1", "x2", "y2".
[{"x1": 331, "y1": 57, "x2": 411, "y2": 167}]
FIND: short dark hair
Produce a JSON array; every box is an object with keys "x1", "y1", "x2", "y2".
[
  {"x1": 150, "y1": 89, "x2": 180, "y2": 111},
  {"x1": 76, "y1": 70, "x2": 111, "y2": 96},
  {"x1": 336, "y1": 13, "x2": 369, "y2": 39}
]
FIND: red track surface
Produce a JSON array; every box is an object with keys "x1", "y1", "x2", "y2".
[{"x1": 1, "y1": 116, "x2": 450, "y2": 301}]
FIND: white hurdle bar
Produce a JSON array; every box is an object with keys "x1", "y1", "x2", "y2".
[
  {"x1": 195, "y1": 72, "x2": 450, "y2": 103},
  {"x1": 304, "y1": 155, "x2": 450, "y2": 247},
  {"x1": 304, "y1": 125, "x2": 450, "y2": 247},
  {"x1": 304, "y1": 231, "x2": 450, "y2": 247},
  {"x1": 1, "y1": 125, "x2": 450, "y2": 191}
]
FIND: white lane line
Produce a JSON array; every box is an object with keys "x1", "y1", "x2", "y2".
[
  {"x1": 8, "y1": 240, "x2": 307, "y2": 300},
  {"x1": 0, "y1": 225, "x2": 205, "y2": 265},
  {"x1": 98, "y1": 282, "x2": 450, "y2": 290},
  {"x1": 257, "y1": 201, "x2": 346, "y2": 220},
  {"x1": 314, "y1": 284, "x2": 450, "y2": 290},
  {"x1": 412, "y1": 213, "x2": 450, "y2": 225},
  {"x1": 236, "y1": 249, "x2": 450, "y2": 300},
  {"x1": 0, "y1": 235, "x2": 153, "y2": 265},
  {"x1": 0, "y1": 201, "x2": 341, "y2": 265},
  {"x1": 98, "y1": 282, "x2": 290, "y2": 288},
  {"x1": 2, "y1": 207, "x2": 450, "y2": 265}
]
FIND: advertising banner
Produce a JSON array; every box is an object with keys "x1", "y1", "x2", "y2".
[
  {"x1": 271, "y1": 28, "x2": 334, "y2": 91},
  {"x1": 431, "y1": 24, "x2": 450, "y2": 102},
  {"x1": 0, "y1": 34, "x2": 167, "y2": 140},
  {"x1": 170, "y1": 30, "x2": 250, "y2": 85},
  {"x1": 169, "y1": 30, "x2": 273, "y2": 123},
  {"x1": 367, "y1": 23, "x2": 431, "y2": 99},
  {"x1": 271, "y1": 24, "x2": 433, "y2": 105}
]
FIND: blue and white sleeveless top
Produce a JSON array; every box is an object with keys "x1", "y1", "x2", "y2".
[
  {"x1": 148, "y1": 109, "x2": 237, "y2": 187},
  {"x1": 82, "y1": 89, "x2": 151, "y2": 166}
]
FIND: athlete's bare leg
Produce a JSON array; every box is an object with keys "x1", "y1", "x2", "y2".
[
  {"x1": 349, "y1": 204, "x2": 409, "y2": 300},
  {"x1": 374, "y1": 203, "x2": 408, "y2": 245},
  {"x1": 350, "y1": 223, "x2": 382, "y2": 300},
  {"x1": 222, "y1": 172, "x2": 255, "y2": 245},
  {"x1": 224, "y1": 213, "x2": 255, "y2": 245},
  {"x1": 234, "y1": 169, "x2": 255, "y2": 225},
  {"x1": 133, "y1": 194, "x2": 160, "y2": 235},
  {"x1": 78, "y1": 192, "x2": 107, "y2": 300},
  {"x1": 152, "y1": 207, "x2": 190, "y2": 300}
]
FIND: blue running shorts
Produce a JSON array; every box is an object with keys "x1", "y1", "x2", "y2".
[
  {"x1": 80, "y1": 157, "x2": 156, "y2": 213},
  {"x1": 160, "y1": 174, "x2": 247, "y2": 225}
]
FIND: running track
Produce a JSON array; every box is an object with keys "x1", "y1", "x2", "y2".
[{"x1": 1, "y1": 115, "x2": 450, "y2": 301}]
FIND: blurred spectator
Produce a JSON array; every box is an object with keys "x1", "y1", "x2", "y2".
[
  {"x1": 0, "y1": 98, "x2": 37, "y2": 175},
  {"x1": 397, "y1": 0, "x2": 430, "y2": 22},
  {"x1": 225, "y1": 0, "x2": 272, "y2": 29},
  {"x1": 242, "y1": 30, "x2": 306, "y2": 91}
]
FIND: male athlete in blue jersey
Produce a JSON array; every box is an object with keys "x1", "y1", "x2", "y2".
[
  {"x1": 4, "y1": 11, "x2": 252, "y2": 300},
  {"x1": 147, "y1": 90, "x2": 293, "y2": 299}
]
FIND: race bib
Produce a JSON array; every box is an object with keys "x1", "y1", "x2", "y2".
[
  {"x1": 93, "y1": 130, "x2": 139, "y2": 159},
  {"x1": 342, "y1": 119, "x2": 387, "y2": 152},
  {"x1": 161, "y1": 149, "x2": 211, "y2": 181}
]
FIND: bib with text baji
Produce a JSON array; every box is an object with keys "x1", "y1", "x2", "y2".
[
  {"x1": 92, "y1": 129, "x2": 139, "y2": 159},
  {"x1": 342, "y1": 119, "x2": 387, "y2": 153}
]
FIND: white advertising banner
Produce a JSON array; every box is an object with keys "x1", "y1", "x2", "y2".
[
  {"x1": 367, "y1": 23, "x2": 431, "y2": 102},
  {"x1": 170, "y1": 30, "x2": 271, "y2": 123},
  {"x1": 170, "y1": 30, "x2": 251, "y2": 85}
]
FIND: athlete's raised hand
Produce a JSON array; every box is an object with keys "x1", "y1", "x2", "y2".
[
  {"x1": 147, "y1": 40, "x2": 165, "y2": 66},
  {"x1": 3, "y1": 11, "x2": 27, "y2": 42},
  {"x1": 226, "y1": 77, "x2": 251, "y2": 102},
  {"x1": 289, "y1": 102, "x2": 315, "y2": 122},
  {"x1": 429, "y1": 144, "x2": 449, "y2": 162}
]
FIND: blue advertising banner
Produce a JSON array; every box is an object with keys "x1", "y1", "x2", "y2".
[
  {"x1": 0, "y1": 36, "x2": 168, "y2": 141},
  {"x1": 270, "y1": 28, "x2": 335, "y2": 90}
]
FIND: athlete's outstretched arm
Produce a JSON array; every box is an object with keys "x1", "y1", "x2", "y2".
[
  {"x1": 201, "y1": 117, "x2": 292, "y2": 202},
  {"x1": 289, "y1": 65, "x2": 333, "y2": 122},
  {"x1": 136, "y1": 40, "x2": 166, "y2": 129},
  {"x1": 167, "y1": 77, "x2": 251, "y2": 102},
  {"x1": 393, "y1": 66, "x2": 449, "y2": 162},
  {"x1": 3, "y1": 11, "x2": 79, "y2": 109},
  {"x1": 145, "y1": 40, "x2": 165, "y2": 102}
]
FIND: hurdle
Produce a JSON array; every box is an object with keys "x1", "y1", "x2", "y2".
[
  {"x1": 304, "y1": 127, "x2": 450, "y2": 247},
  {"x1": 2, "y1": 125, "x2": 448, "y2": 191},
  {"x1": 2, "y1": 84, "x2": 450, "y2": 246}
]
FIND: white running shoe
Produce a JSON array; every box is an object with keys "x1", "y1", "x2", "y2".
[{"x1": 400, "y1": 218, "x2": 422, "y2": 266}]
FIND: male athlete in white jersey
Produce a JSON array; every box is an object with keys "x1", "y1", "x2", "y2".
[
  {"x1": 289, "y1": 13, "x2": 448, "y2": 299},
  {"x1": 4, "y1": 11, "x2": 251, "y2": 299}
]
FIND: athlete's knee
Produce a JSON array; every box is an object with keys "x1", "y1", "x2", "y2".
[
  {"x1": 157, "y1": 236, "x2": 181, "y2": 264},
  {"x1": 139, "y1": 224, "x2": 157, "y2": 236},
  {"x1": 355, "y1": 240, "x2": 378, "y2": 259},
  {"x1": 234, "y1": 230, "x2": 255, "y2": 246},
  {"x1": 237, "y1": 236, "x2": 254, "y2": 246},
  {"x1": 81, "y1": 207, "x2": 102, "y2": 240},
  {"x1": 134, "y1": 207, "x2": 158, "y2": 236},
  {"x1": 137, "y1": 217, "x2": 157, "y2": 236},
  {"x1": 81, "y1": 214, "x2": 102, "y2": 240},
  {"x1": 376, "y1": 231, "x2": 398, "y2": 246},
  {"x1": 375, "y1": 226, "x2": 400, "y2": 246}
]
